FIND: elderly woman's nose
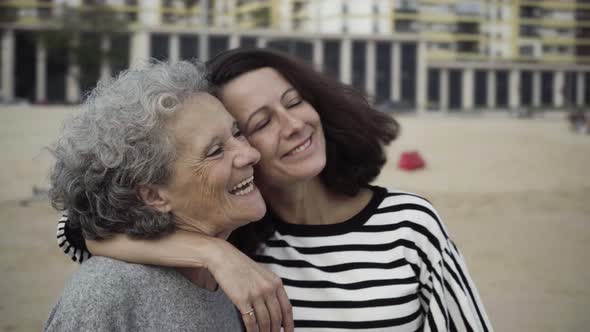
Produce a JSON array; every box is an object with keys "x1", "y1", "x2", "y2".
[{"x1": 233, "y1": 141, "x2": 260, "y2": 168}]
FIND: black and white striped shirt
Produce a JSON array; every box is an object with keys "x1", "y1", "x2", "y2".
[{"x1": 255, "y1": 186, "x2": 492, "y2": 331}]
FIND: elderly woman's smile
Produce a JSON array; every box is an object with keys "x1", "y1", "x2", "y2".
[
  {"x1": 151, "y1": 92, "x2": 266, "y2": 236},
  {"x1": 228, "y1": 175, "x2": 255, "y2": 196}
]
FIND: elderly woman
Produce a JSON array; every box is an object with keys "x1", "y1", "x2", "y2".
[{"x1": 44, "y1": 60, "x2": 274, "y2": 331}]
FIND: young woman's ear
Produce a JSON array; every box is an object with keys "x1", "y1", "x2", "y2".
[{"x1": 137, "y1": 185, "x2": 172, "y2": 213}]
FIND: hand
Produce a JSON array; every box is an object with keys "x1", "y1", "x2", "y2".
[{"x1": 207, "y1": 239, "x2": 294, "y2": 332}]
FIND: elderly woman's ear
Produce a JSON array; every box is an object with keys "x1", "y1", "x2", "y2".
[{"x1": 137, "y1": 185, "x2": 172, "y2": 213}]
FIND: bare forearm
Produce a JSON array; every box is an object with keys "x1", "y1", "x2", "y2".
[{"x1": 86, "y1": 230, "x2": 222, "y2": 269}]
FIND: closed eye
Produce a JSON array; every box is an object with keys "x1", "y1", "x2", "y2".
[
  {"x1": 287, "y1": 99, "x2": 303, "y2": 108},
  {"x1": 250, "y1": 118, "x2": 271, "y2": 134},
  {"x1": 206, "y1": 145, "x2": 223, "y2": 157},
  {"x1": 233, "y1": 127, "x2": 244, "y2": 138}
]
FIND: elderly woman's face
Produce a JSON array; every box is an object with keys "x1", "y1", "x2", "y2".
[
  {"x1": 160, "y1": 93, "x2": 266, "y2": 236},
  {"x1": 219, "y1": 67, "x2": 327, "y2": 189}
]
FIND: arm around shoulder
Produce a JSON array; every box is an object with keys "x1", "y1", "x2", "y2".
[{"x1": 86, "y1": 229, "x2": 221, "y2": 269}]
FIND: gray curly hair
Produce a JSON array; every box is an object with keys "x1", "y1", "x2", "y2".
[{"x1": 50, "y1": 60, "x2": 209, "y2": 240}]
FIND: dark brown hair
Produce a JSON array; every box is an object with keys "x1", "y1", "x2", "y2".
[{"x1": 207, "y1": 48, "x2": 400, "y2": 256}]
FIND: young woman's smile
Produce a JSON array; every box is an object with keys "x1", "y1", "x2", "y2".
[{"x1": 219, "y1": 67, "x2": 327, "y2": 188}]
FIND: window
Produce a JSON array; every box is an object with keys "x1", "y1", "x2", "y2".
[
  {"x1": 150, "y1": 34, "x2": 170, "y2": 61},
  {"x1": 520, "y1": 45, "x2": 534, "y2": 56},
  {"x1": 323, "y1": 40, "x2": 341, "y2": 79},
  {"x1": 375, "y1": 42, "x2": 392, "y2": 102},
  {"x1": 352, "y1": 41, "x2": 367, "y2": 91},
  {"x1": 520, "y1": 71, "x2": 533, "y2": 106},
  {"x1": 474, "y1": 70, "x2": 487, "y2": 107}
]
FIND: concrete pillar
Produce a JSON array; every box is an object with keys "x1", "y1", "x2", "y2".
[
  {"x1": 487, "y1": 70, "x2": 496, "y2": 109},
  {"x1": 554, "y1": 70, "x2": 564, "y2": 108},
  {"x1": 416, "y1": 41, "x2": 427, "y2": 113},
  {"x1": 36, "y1": 38, "x2": 47, "y2": 103},
  {"x1": 198, "y1": 0, "x2": 210, "y2": 61},
  {"x1": 462, "y1": 68, "x2": 474, "y2": 111},
  {"x1": 340, "y1": 38, "x2": 352, "y2": 85},
  {"x1": 169, "y1": 34, "x2": 180, "y2": 62},
  {"x1": 440, "y1": 68, "x2": 449, "y2": 112},
  {"x1": 532, "y1": 70, "x2": 541, "y2": 108},
  {"x1": 139, "y1": 0, "x2": 161, "y2": 26},
  {"x1": 391, "y1": 42, "x2": 401, "y2": 101},
  {"x1": 312, "y1": 39, "x2": 323, "y2": 72},
  {"x1": 66, "y1": 64, "x2": 80, "y2": 103},
  {"x1": 100, "y1": 35, "x2": 111, "y2": 81},
  {"x1": 365, "y1": 40, "x2": 376, "y2": 98},
  {"x1": 509, "y1": 68, "x2": 520, "y2": 109},
  {"x1": 130, "y1": 30, "x2": 150, "y2": 68},
  {"x1": 256, "y1": 37, "x2": 267, "y2": 48},
  {"x1": 1, "y1": 29, "x2": 15, "y2": 101},
  {"x1": 66, "y1": 36, "x2": 80, "y2": 103},
  {"x1": 229, "y1": 34, "x2": 240, "y2": 49},
  {"x1": 577, "y1": 71, "x2": 585, "y2": 107}
]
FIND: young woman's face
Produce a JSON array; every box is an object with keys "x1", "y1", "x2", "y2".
[
  {"x1": 161, "y1": 93, "x2": 266, "y2": 235},
  {"x1": 219, "y1": 67, "x2": 326, "y2": 189}
]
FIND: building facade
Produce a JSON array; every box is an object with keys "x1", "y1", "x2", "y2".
[{"x1": 1, "y1": 0, "x2": 589, "y2": 112}]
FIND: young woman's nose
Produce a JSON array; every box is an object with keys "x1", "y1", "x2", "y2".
[
  {"x1": 278, "y1": 110, "x2": 305, "y2": 139},
  {"x1": 233, "y1": 139, "x2": 261, "y2": 168}
]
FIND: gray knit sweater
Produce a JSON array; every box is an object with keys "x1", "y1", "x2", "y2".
[{"x1": 44, "y1": 257, "x2": 243, "y2": 331}]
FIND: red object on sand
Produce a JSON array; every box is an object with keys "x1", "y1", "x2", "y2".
[{"x1": 398, "y1": 151, "x2": 426, "y2": 171}]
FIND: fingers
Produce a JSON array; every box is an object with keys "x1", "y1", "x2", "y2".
[
  {"x1": 240, "y1": 306, "x2": 258, "y2": 332},
  {"x1": 209, "y1": 244, "x2": 292, "y2": 332},
  {"x1": 252, "y1": 299, "x2": 271, "y2": 332},
  {"x1": 256, "y1": 269, "x2": 292, "y2": 332},
  {"x1": 238, "y1": 285, "x2": 292, "y2": 332},
  {"x1": 265, "y1": 294, "x2": 282, "y2": 332},
  {"x1": 277, "y1": 287, "x2": 294, "y2": 332}
]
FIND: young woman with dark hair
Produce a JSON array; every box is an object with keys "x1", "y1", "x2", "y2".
[
  {"x1": 58, "y1": 48, "x2": 492, "y2": 331},
  {"x1": 209, "y1": 48, "x2": 399, "y2": 257}
]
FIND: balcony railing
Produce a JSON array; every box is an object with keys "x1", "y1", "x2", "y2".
[
  {"x1": 0, "y1": 1, "x2": 141, "y2": 25},
  {"x1": 457, "y1": 22, "x2": 479, "y2": 34},
  {"x1": 520, "y1": 25, "x2": 540, "y2": 37}
]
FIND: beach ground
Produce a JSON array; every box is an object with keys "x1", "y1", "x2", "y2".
[{"x1": 1, "y1": 106, "x2": 588, "y2": 331}]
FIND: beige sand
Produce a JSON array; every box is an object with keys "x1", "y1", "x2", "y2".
[{"x1": 0, "y1": 106, "x2": 588, "y2": 331}]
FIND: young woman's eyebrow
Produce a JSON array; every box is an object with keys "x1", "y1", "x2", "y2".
[
  {"x1": 280, "y1": 87, "x2": 297, "y2": 103},
  {"x1": 245, "y1": 107, "x2": 268, "y2": 130}
]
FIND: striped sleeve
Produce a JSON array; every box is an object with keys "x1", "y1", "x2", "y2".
[
  {"x1": 401, "y1": 197, "x2": 492, "y2": 332},
  {"x1": 420, "y1": 237, "x2": 492, "y2": 332},
  {"x1": 57, "y1": 214, "x2": 92, "y2": 264}
]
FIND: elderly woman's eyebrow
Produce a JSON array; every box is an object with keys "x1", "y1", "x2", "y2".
[{"x1": 205, "y1": 136, "x2": 222, "y2": 149}]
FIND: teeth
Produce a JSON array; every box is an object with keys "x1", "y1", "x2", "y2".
[
  {"x1": 229, "y1": 176, "x2": 254, "y2": 195},
  {"x1": 232, "y1": 183, "x2": 254, "y2": 196},
  {"x1": 288, "y1": 138, "x2": 311, "y2": 156}
]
